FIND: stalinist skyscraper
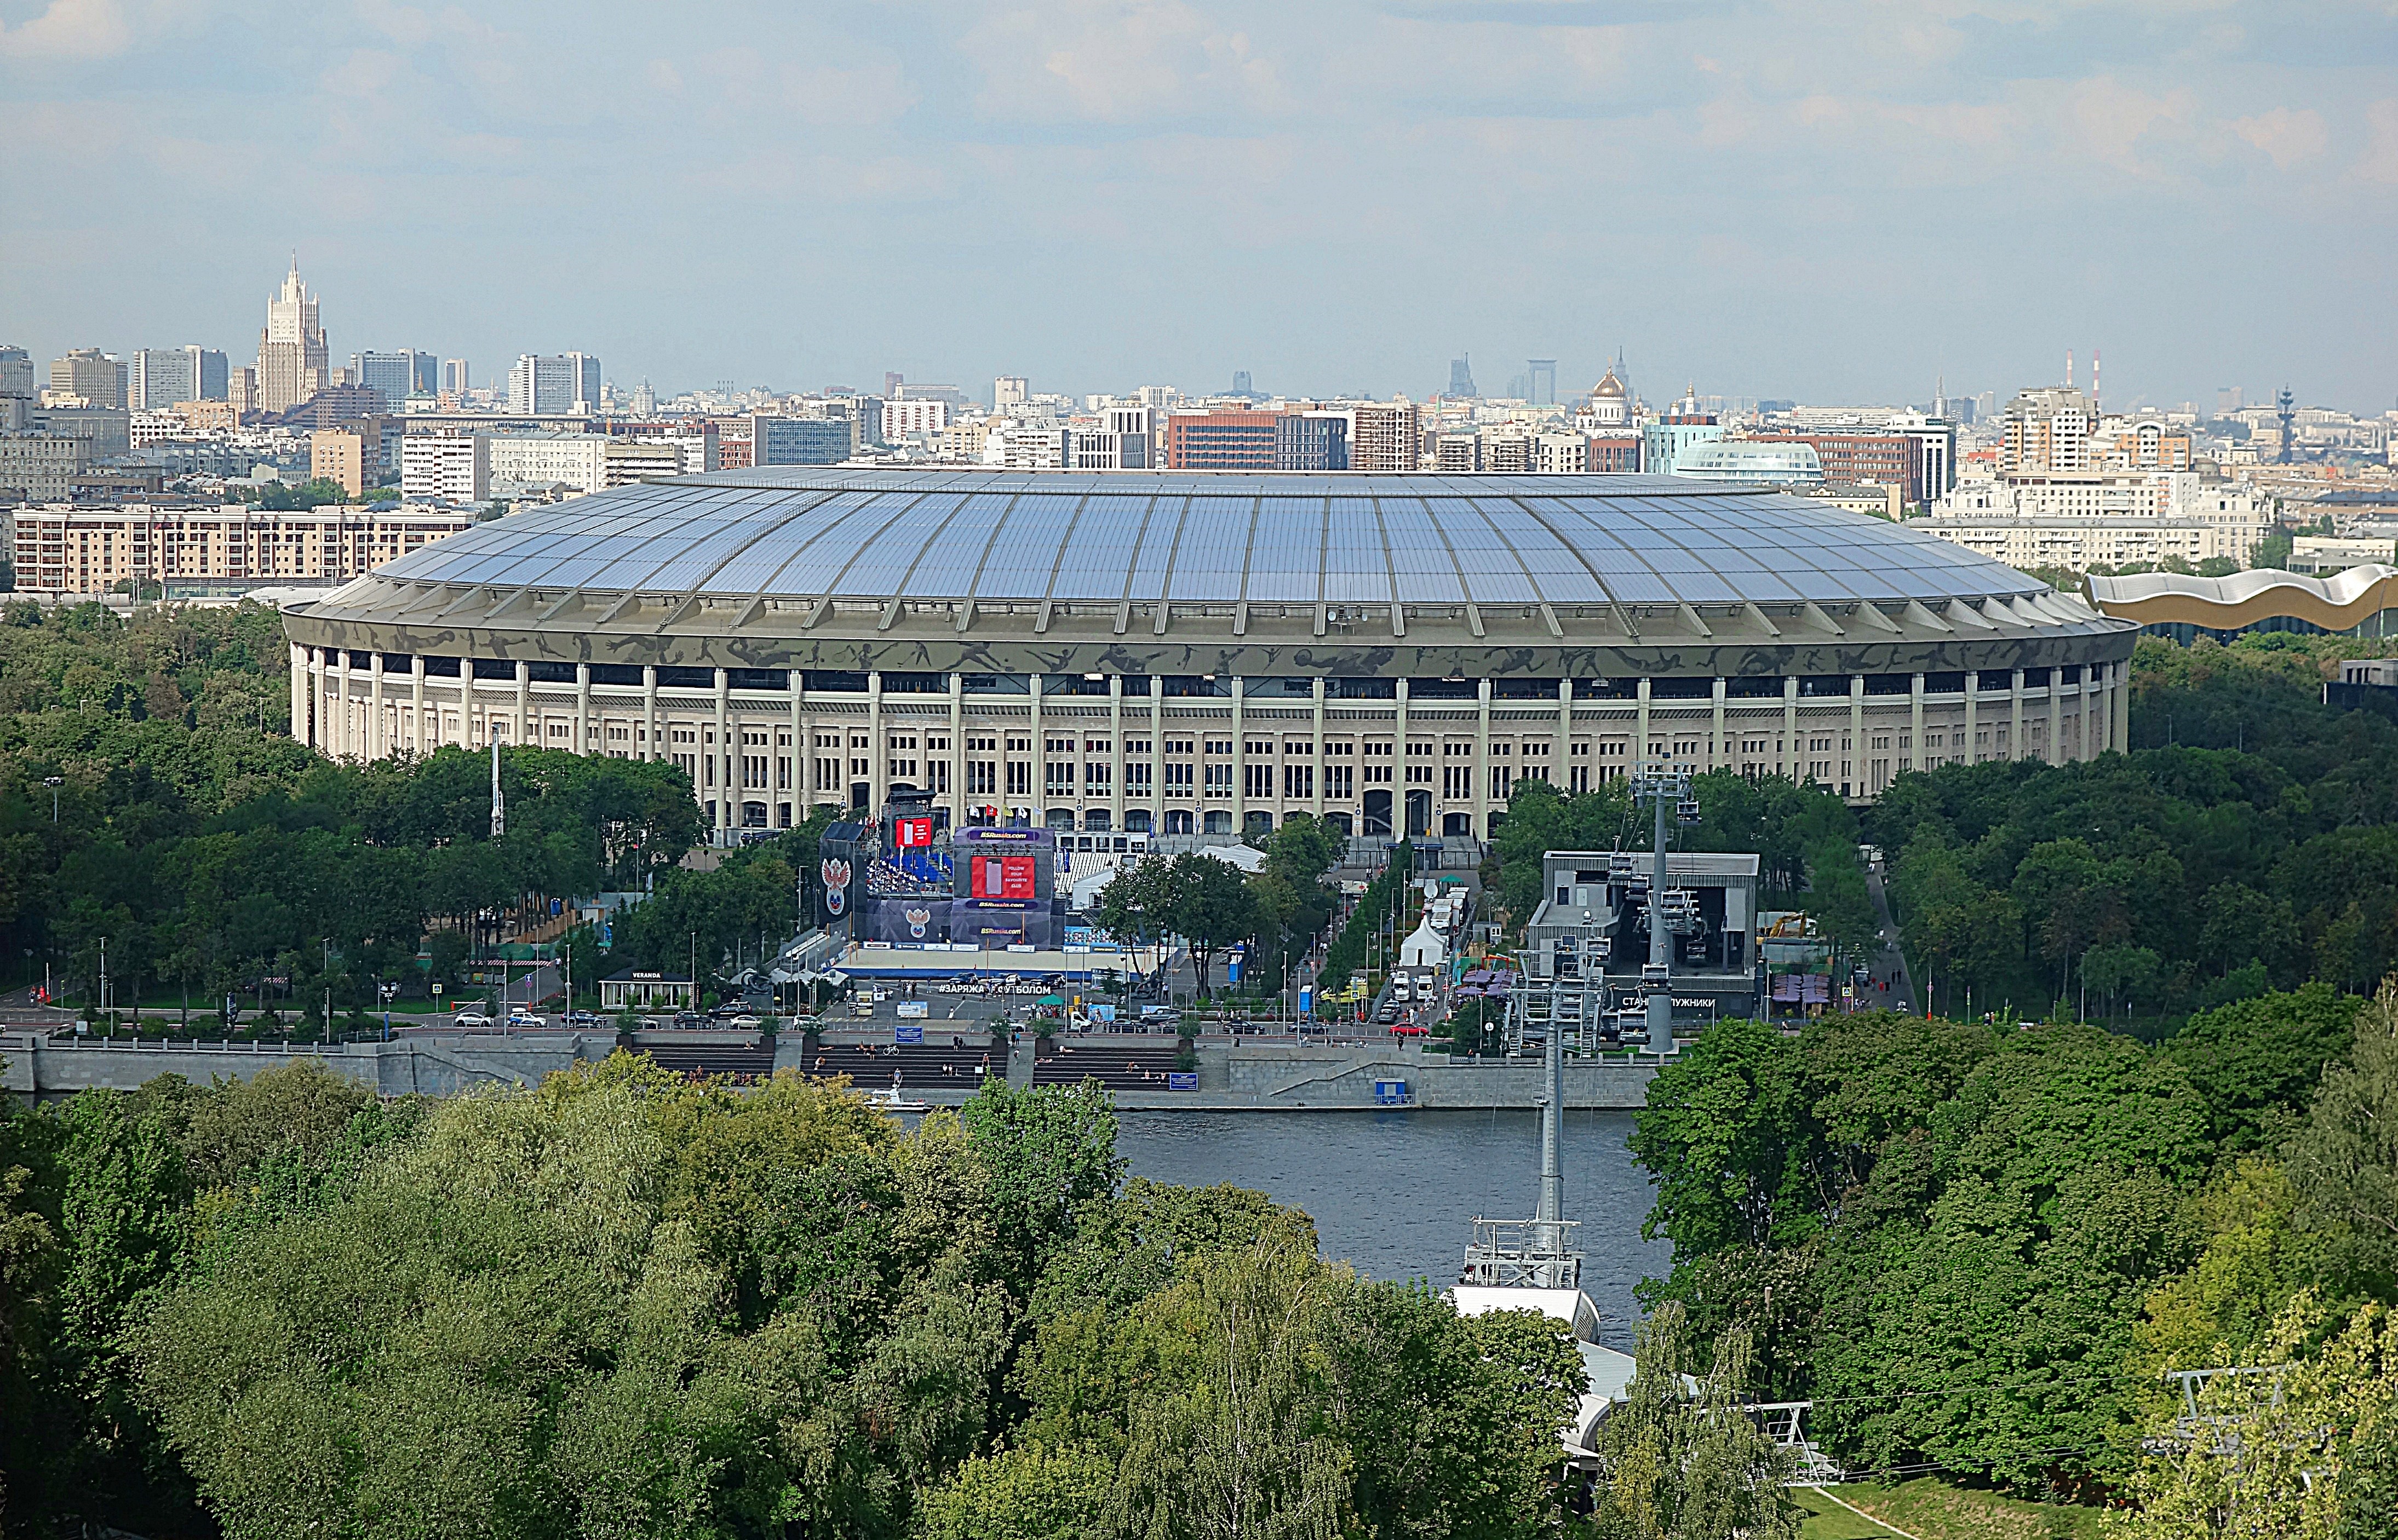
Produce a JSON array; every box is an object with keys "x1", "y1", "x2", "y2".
[{"x1": 256, "y1": 256, "x2": 328, "y2": 412}]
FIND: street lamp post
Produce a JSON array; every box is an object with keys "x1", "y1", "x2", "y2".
[{"x1": 45, "y1": 776, "x2": 62, "y2": 822}]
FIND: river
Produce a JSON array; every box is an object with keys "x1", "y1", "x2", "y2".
[{"x1": 1116, "y1": 1108, "x2": 1670, "y2": 1350}]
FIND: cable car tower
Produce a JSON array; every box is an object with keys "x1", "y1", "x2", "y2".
[{"x1": 1629, "y1": 761, "x2": 1703, "y2": 1053}]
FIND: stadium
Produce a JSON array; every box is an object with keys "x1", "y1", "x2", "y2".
[{"x1": 281, "y1": 468, "x2": 2137, "y2": 845}]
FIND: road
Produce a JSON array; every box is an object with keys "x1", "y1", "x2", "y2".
[{"x1": 1862, "y1": 859, "x2": 1920, "y2": 1014}]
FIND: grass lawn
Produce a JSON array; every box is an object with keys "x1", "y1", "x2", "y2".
[{"x1": 1797, "y1": 1479, "x2": 2107, "y2": 1540}]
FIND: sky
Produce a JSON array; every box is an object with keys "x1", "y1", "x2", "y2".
[{"x1": 4, "y1": 0, "x2": 2396, "y2": 414}]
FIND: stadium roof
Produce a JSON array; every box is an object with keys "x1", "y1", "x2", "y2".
[{"x1": 375, "y1": 468, "x2": 2052, "y2": 612}]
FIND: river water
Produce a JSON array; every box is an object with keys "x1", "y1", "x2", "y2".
[{"x1": 1116, "y1": 1109, "x2": 1670, "y2": 1351}]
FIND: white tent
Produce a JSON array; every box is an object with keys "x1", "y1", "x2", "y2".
[{"x1": 1399, "y1": 917, "x2": 1446, "y2": 968}]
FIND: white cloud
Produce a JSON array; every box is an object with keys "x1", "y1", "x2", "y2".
[
  {"x1": 2359, "y1": 98, "x2": 2398, "y2": 185},
  {"x1": 963, "y1": 0, "x2": 1288, "y2": 123},
  {"x1": 2233, "y1": 105, "x2": 2328, "y2": 169},
  {"x1": 0, "y1": 0, "x2": 130, "y2": 59}
]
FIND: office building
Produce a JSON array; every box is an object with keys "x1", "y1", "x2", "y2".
[
  {"x1": 0, "y1": 433, "x2": 90, "y2": 502},
  {"x1": 280, "y1": 468, "x2": 2136, "y2": 832},
  {"x1": 24, "y1": 405, "x2": 131, "y2": 459},
  {"x1": 13, "y1": 503, "x2": 475, "y2": 595},
  {"x1": 0, "y1": 346, "x2": 33, "y2": 400},
  {"x1": 257, "y1": 259, "x2": 330, "y2": 412},
  {"x1": 226, "y1": 367, "x2": 257, "y2": 417},
  {"x1": 130, "y1": 346, "x2": 228, "y2": 410},
  {"x1": 49, "y1": 348, "x2": 125, "y2": 410},
  {"x1": 1749, "y1": 433, "x2": 1919, "y2": 503},
  {"x1": 603, "y1": 440, "x2": 682, "y2": 487},
  {"x1": 753, "y1": 415, "x2": 853, "y2": 467},
  {"x1": 1275, "y1": 412, "x2": 1347, "y2": 470},
  {"x1": 400, "y1": 432, "x2": 491, "y2": 504},
  {"x1": 1445, "y1": 357, "x2": 1478, "y2": 398},
  {"x1": 1527, "y1": 359, "x2": 1556, "y2": 407},
  {"x1": 885, "y1": 398, "x2": 951, "y2": 438},
  {"x1": 486, "y1": 431, "x2": 610, "y2": 494},
  {"x1": 1166, "y1": 407, "x2": 1277, "y2": 470},
  {"x1": 994, "y1": 376, "x2": 1028, "y2": 408},
  {"x1": 1642, "y1": 411, "x2": 1723, "y2": 476},
  {"x1": 311, "y1": 430, "x2": 366, "y2": 497},
  {"x1": 508, "y1": 354, "x2": 600, "y2": 415},
  {"x1": 1070, "y1": 406, "x2": 1153, "y2": 470},
  {"x1": 353, "y1": 350, "x2": 437, "y2": 407},
  {"x1": 442, "y1": 359, "x2": 471, "y2": 396}
]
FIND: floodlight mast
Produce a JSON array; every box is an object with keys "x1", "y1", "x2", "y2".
[{"x1": 1631, "y1": 762, "x2": 1696, "y2": 1054}]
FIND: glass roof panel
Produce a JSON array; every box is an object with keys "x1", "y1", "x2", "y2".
[
  {"x1": 610, "y1": 489, "x2": 814, "y2": 592},
  {"x1": 1377, "y1": 498, "x2": 1465, "y2": 603},
  {"x1": 825, "y1": 490, "x2": 971, "y2": 595},
  {"x1": 972, "y1": 493, "x2": 1085, "y2": 599},
  {"x1": 753, "y1": 491, "x2": 917, "y2": 595},
  {"x1": 1124, "y1": 496, "x2": 1185, "y2": 603},
  {"x1": 1246, "y1": 497, "x2": 1324, "y2": 602},
  {"x1": 1164, "y1": 497, "x2": 1254, "y2": 602},
  {"x1": 1427, "y1": 499, "x2": 1537, "y2": 604},
  {"x1": 1476, "y1": 501, "x2": 1606, "y2": 602},
  {"x1": 704, "y1": 490, "x2": 858, "y2": 591},
  {"x1": 1049, "y1": 494, "x2": 1157, "y2": 600},
  {"x1": 1322, "y1": 498, "x2": 1390, "y2": 605}
]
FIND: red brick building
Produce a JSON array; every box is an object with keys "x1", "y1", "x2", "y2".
[
  {"x1": 1165, "y1": 409, "x2": 1278, "y2": 470},
  {"x1": 1748, "y1": 434, "x2": 1918, "y2": 503}
]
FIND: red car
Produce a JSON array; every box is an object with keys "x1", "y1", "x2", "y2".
[{"x1": 1388, "y1": 1023, "x2": 1429, "y2": 1037}]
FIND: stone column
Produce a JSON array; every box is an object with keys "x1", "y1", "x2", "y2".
[
  {"x1": 514, "y1": 660, "x2": 531, "y2": 750},
  {"x1": 1712, "y1": 678, "x2": 1728, "y2": 770},
  {"x1": 335, "y1": 649, "x2": 353, "y2": 757},
  {"x1": 1393, "y1": 677, "x2": 1410, "y2": 834},
  {"x1": 1558, "y1": 679, "x2": 1574, "y2": 792},
  {"x1": 576, "y1": 663, "x2": 592, "y2": 758},
  {"x1": 369, "y1": 653, "x2": 386, "y2": 761},
  {"x1": 411, "y1": 653, "x2": 426, "y2": 756},
  {"x1": 642, "y1": 665, "x2": 658, "y2": 763},
  {"x1": 1230, "y1": 675, "x2": 1246, "y2": 832},
  {"x1": 715, "y1": 668, "x2": 732, "y2": 835},
  {"x1": 1849, "y1": 675, "x2": 1865, "y2": 795},
  {"x1": 1964, "y1": 669, "x2": 1980, "y2": 764},
  {"x1": 290, "y1": 642, "x2": 308, "y2": 749},
  {"x1": 2011, "y1": 669, "x2": 2026, "y2": 761},
  {"x1": 1029, "y1": 674, "x2": 1045, "y2": 826},
  {"x1": 1781, "y1": 675, "x2": 1798, "y2": 777},
  {"x1": 1637, "y1": 676, "x2": 1653, "y2": 765},
  {"x1": 1910, "y1": 673, "x2": 1926, "y2": 772},
  {"x1": 1112, "y1": 676, "x2": 1132, "y2": 835},
  {"x1": 1475, "y1": 677, "x2": 1492, "y2": 836}
]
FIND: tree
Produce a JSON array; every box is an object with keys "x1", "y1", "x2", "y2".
[
  {"x1": 1582, "y1": 1304, "x2": 1799, "y2": 1540},
  {"x1": 2285, "y1": 978, "x2": 2398, "y2": 1309},
  {"x1": 1144, "y1": 852, "x2": 1263, "y2": 1001},
  {"x1": 2164, "y1": 982, "x2": 2361, "y2": 1152},
  {"x1": 2114, "y1": 1292, "x2": 2398, "y2": 1539}
]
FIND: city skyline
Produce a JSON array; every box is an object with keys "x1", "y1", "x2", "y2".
[{"x1": 3, "y1": 2, "x2": 2395, "y2": 411}]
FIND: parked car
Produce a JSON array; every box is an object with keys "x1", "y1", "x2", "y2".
[
  {"x1": 451, "y1": 1010, "x2": 494, "y2": 1029},
  {"x1": 507, "y1": 1008, "x2": 544, "y2": 1028},
  {"x1": 563, "y1": 1009, "x2": 600, "y2": 1028},
  {"x1": 726, "y1": 1014, "x2": 764, "y2": 1031}
]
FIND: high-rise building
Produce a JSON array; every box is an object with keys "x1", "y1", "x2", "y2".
[
  {"x1": 1445, "y1": 355, "x2": 1477, "y2": 398},
  {"x1": 1527, "y1": 359, "x2": 1557, "y2": 407},
  {"x1": 401, "y1": 432, "x2": 491, "y2": 503},
  {"x1": 2000, "y1": 386, "x2": 2096, "y2": 474},
  {"x1": 352, "y1": 350, "x2": 437, "y2": 407},
  {"x1": 256, "y1": 258, "x2": 330, "y2": 413},
  {"x1": 1340, "y1": 401, "x2": 1420, "y2": 472},
  {"x1": 226, "y1": 367, "x2": 258, "y2": 418},
  {"x1": 50, "y1": 348, "x2": 125, "y2": 409},
  {"x1": 0, "y1": 346, "x2": 33, "y2": 400},
  {"x1": 885, "y1": 398, "x2": 951, "y2": 439},
  {"x1": 508, "y1": 354, "x2": 600, "y2": 415},
  {"x1": 441, "y1": 359, "x2": 472, "y2": 397},
  {"x1": 130, "y1": 346, "x2": 228, "y2": 409},
  {"x1": 631, "y1": 380, "x2": 656, "y2": 417},
  {"x1": 994, "y1": 376, "x2": 1029, "y2": 409},
  {"x1": 1231, "y1": 370, "x2": 1254, "y2": 398},
  {"x1": 311, "y1": 429, "x2": 366, "y2": 498}
]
